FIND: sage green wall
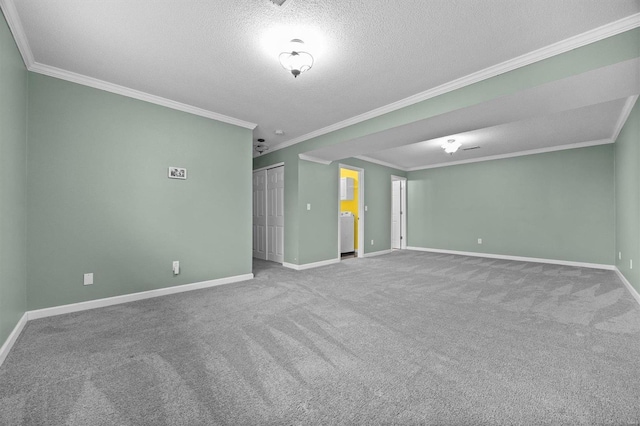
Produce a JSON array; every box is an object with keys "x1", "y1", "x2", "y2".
[
  {"x1": 407, "y1": 145, "x2": 615, "y2": 265},
  {"x1": 255, "y1": 29, "x2": 638, "y2": 267},
  {"x1": 0, "y1": 11, "x2": 27, "y2": 347},
  {"x1": 297, "y1": 160, "x2": 339, "y2": 264},
  {"x1": 615, "y1": 101, "x2": 640, "y2": 291},
  {"x1": 27, "y1": 74, "x2": 253, "y2": 310},
  {"x1": 296, "y1": 159, "x2": 406, "y2": 264}
]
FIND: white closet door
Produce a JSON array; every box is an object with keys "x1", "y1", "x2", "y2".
[
  {"x1": 267, "y1": 166, "x2": 285, "y2": 263},
  {"x1": 252, "y1": 170, "x2": 267, "y2": 260}
]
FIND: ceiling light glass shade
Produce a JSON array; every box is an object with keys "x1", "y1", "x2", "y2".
[
  {"x1": 279, "y1": 39, "x2": 313, "y2": 78},
  {"x1": 441, "y1": 139, "x2": 462, "y2": 154}
]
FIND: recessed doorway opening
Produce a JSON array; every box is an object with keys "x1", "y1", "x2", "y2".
[{"x1": 338, "y1": 165, "x2": 364, "y2": 260}]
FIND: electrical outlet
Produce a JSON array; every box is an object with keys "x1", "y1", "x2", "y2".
[
  {"x1": 619, "y1": 252, "x2": 622, "y2": 260},
  {"x1": 173, "y1": 261, "x2": 180, "y2": 275},
  {"x1": 83, "y1": 273, "x2": 93, "y2": 286},
  {"x1": 477, "y1": 238, "x2": 482, "y2": 245},
  {"x1": 365, "y1": 206, "x2": 368, "y2": 211},
  {"x1": 307, "y1": 203, "x2": 311, "y2": 210},
  {"x1": 371, "y1": 239, "x2": 374, "y2": 245}
]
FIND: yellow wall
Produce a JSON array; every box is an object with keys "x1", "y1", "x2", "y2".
[{"x1": 340, "y1": 168, "x2": 359, "y2": 250}]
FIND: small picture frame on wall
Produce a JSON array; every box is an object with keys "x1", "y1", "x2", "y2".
[{"x1": 168, "y1": 167, "x2": 187, "y2": 180}]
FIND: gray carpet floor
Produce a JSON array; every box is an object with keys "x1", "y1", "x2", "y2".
[{"x1": 1, "y1": 250, "x2": 640, "y2": 425}]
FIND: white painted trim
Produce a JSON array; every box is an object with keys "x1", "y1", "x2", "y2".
[
  {"x1": 0, "y1": 0, "x2": 34, "y2": 67},
  {"x1": 0, "y1": 312, "x2": 28, "y2": 368},
  {"x1": 27, "y1": 63, "x2": 257, "y2": 129},
  {"x1": 611, "y1": 95, "x2": 639, "y2": 142},
  {"x1": 252, "y1": 162, "x2": 285, "y2": 173},
  {"x1": 355, "y1": 155, "x2": 409, "y2": 171},
  {"x1": 2, "y1": 0, "x2": 637, "y2": 144},
  {"x1": 268, "y1": 13, "x2": 640, "y2": 153},
  {"x1": 283, "y1": 258, "x2": 340, "y2": 271},
  {"x1": 27, "y1": 274, "x2": 254, "y2": 320},
  {"x1": 298, "y1": 154, "x2": 332, "y2": 165},
  {"x1": 0, "y1": 0, "x2": 258, "y2": 129},
  {"x1": 407, "y1": 139, "x2": 612, "y2": 171},
  {"x1": 363, "y1": 249, "x2": 394, "y2": 258},
  {"x1": 407, "y1": 246, "x2": 615, "y2": 270},
  {"x1": 614, "y1": 268, "x2": 640, "y2": 306}
]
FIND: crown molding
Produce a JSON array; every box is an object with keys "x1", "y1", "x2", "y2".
[
  {"x1": 298, "y1": 153, "x2": 332, "y2": 165},
  {"x1": 0, "y1": 0, "x2": 34, "y2": 66},
  {"x1": 2, "y1": 0, "x2": 638, "y2": 137},
  {"x1": 29, "y1": 62, "x2": 257, "y2": 129},
  {"x1": 269, "y1": 13, "x2": 640, "y2": 153},
  {"x1": 407, "y1": 139, "x2": 613, "y2": 172},
  {"x1": 354, "y1": 155, "x2": 408, "y2": 171},
  {"x1": 612, "y1": 95, "x2": 639, "y2": 142},
  {"x1": 1, "y1": 0, "x2": 257, "y2": 129}
]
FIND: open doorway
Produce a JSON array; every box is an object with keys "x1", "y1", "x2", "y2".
[
  {"x1": 391, "y1": 175, "x2": 407, "y2": 250},
  {"x1": 338, "y1": 165, "x2": 364, "y2": 260}
]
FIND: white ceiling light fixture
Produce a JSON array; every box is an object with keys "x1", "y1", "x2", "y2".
[
  {"x1": 279, "y1": 39, "x2": 314, "y2": 78},
  {"x1": 441, "y1": 139, "x2": 462, "y2": 154},
  {"x1": 270, "y1": 0, "x2": 287, "y2": 5}
]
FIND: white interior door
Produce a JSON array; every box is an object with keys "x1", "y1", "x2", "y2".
[
  {"x1": 252, "y1": 170, "x2": 267, "y2": 260},
  {"x1": 392, "y1": 180, "x2": 402, "y2": 249},
  {"x1": 267, "y1": 166, "x2": 285, "y2": 263},
  {"x1": 391, "y1": 177, "x2": 407, "y2": 249}
]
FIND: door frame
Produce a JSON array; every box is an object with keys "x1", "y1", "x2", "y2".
[
  {"x1": 391, "y1": 175, "x2": 407, "y2": 250},
  {"x1": 338, "y1": 164, "x2": 364, "y2": 259}
]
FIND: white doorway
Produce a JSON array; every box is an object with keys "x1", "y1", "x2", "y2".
[
  {"x1": 252, "y1": 164, "x2": 284, "y2": 264},
  {"x1": 338, "y1": 165, "x2": 364, "y2": 259},
  {"x1": 391, "y1": 176, "x2": 407, "y2": 250}
]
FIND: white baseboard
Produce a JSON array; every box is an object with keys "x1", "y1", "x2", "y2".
[
  {"x1": 406, "y1": 246, "x2": 615, "y2": 270},
  {"x1": 283, "y1": 258, "x2": 340, "y2": 271},
  {"x1": 363, "y1": 249, "x2": 394, "y2": 258},
  {"x1": 615, "y1": 268, "x2": 640, "y2": 306},
  {"x1": 0, "y1": 312, "x2": 28, "y2": 368},
  {"x1": 28, "y1": 273, "x2": 254, "y2": 320}
]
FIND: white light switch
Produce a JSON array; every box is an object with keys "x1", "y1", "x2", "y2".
[
  {"x1": 477, "y1": 238, "x2": 482, "y2": 245},
  {"x1": 83, "y1": 273, "x2": 93, "y2": 286},
  {"x1": 619, "y1": 252, "x2": 622, "y2": 260},
  {"x1": 173, "y1": 261, "x2": 180, "y2": 275},
  {"x1": 307, "y1": 203, "x2": 311, "y2": 210},
  {"x1": 631, "y1": 259, "x2": 633, "y2": 270}
]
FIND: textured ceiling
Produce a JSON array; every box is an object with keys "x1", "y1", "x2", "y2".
[{"x1": 5, "y1": 0, "x2": 640, "y2": 167}]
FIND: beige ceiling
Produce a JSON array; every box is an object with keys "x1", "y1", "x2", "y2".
[{"x1": 2, "y1": 0, "x2": 639, "y2": 168}]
